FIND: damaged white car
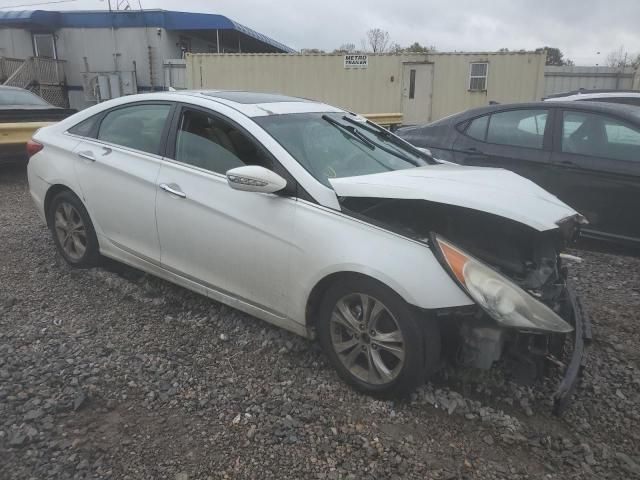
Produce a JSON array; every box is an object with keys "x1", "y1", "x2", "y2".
[{"x1": 27, "y1": 91, "x2": 590, "y2": 414}]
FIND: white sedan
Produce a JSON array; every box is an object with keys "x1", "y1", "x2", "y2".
[{"x1": 26, "y1": 91, "x2": 589, "y2": 410}]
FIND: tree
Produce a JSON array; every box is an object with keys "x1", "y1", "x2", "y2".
[
  {"x1": 300, "y1": 48, "x2": 325, "y2": 54},
  {"x1": 332, "y1": 43, "x2": 357, "y2": 54},
  {"x1": 605, "y1": 46, "x2": 639, "y2": 68},
  {"x1": 405, "y1": 42, "x2": 434, "y2": 53},
  {"x1": 388, "y1": 42, "x2": 405, "y2": 54},
  {"x1": 362, "y1": 28, "x2": 390, "y2": 53},
  {"x1": 535, "y1": 47, "x2": 573, "y2": 66}
]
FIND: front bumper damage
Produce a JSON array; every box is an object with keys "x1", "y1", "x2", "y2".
[
  {"x1": 552, "y1": 280, "x2": 592, "y2": 415},
  {"x1": 450, "y1": 279, "x2": 592, "y2": 416}
]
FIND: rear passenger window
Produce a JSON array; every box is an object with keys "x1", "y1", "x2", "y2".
[
  {"x1": 97, "y1": 104, "x2": 171, "y2": 155},
  {"x1": 174, "y1": 108, "x2": 272, "y2": 175},
  {"x1": 464, "y1": 115, "x2": 488, "y2": 141},
  {"x1": 486, "y1": 109, "x2": 547, "y2": 149},
  {"x1": 68, "y1": 115, "x2": 99, "y2": 138}
]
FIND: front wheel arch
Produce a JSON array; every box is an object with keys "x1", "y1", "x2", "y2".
[
  {"x1": 305, "y1": 271, "x2": 442, "y2": 361},
  {"x1": 306, "y1": 272, "x2": 398, "y2": 334},
  {"x1": 314, "y1": 274, "x2": 441, "y2": 396}
]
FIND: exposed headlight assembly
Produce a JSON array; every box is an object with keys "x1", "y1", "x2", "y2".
[{"x1": 434, "y1": 235, "x2": 573, "y2": 334}]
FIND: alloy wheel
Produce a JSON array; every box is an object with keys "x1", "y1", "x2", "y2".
[
  {"x1": 54, "y1": 202, "x2": 87, "y2": 261},
  {"x1": 330, "y1": 293, "x2": 405, "y2": 385}
]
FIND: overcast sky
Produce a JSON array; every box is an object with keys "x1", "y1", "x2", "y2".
[{"x1": 2, "y1": 0, "x2": 639, "y2": 65}]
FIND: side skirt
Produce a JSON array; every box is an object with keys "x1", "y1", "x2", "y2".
[{"x1": 98, "y1": 237, "x2": 311, "y2": 339}]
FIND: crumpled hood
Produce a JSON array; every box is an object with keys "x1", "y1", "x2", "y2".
[{"x1": 329, "y1": 164, "x2": 581, "y2": 232}]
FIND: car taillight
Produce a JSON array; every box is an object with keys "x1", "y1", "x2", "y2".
[{"x1": 26, "y1": 139, "x2": 44, "y2": 158}]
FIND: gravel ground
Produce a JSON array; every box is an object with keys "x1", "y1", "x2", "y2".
[{"x1": 1, "y1": 164, "x2": 639, "y2": 479}]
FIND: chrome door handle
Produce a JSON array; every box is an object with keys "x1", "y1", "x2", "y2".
[
  {"x1": 159, "y1": 183, "x2": 186, "y2": 198},
  {"x1": 77, "y1": 150, "x2": 95, "y2": 161}
]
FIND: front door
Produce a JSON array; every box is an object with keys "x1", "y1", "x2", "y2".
[
  {"x1": 73, "y1": 102, "x2": 172, "y2": 261},
  {"x1": 401, "y1": 63, "x2": 433, "y2": 125},
  {"x1": 548, "y1": 109, "x2": 640, "y2": 242},
  {"x1": 155, "y1": 106, "x2": 296, "y2": 315}
]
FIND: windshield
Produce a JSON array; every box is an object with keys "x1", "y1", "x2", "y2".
[
  {"x1": 0, "y1": 89, "x2": 51, "y2": 107},
  {"x1": 255, "y1": 112, "x2": 433, "y2": 186}
]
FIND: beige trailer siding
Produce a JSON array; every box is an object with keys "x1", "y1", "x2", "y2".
[
  {"x1": 428, "y1": 52, "x2": 546, "y2": 120},
  {"x1": 187, "y1": 53, "x2": 419, "y2": 115},
  {"x1": 186, "y1": 52, "x2": 545, "y2": 122}
]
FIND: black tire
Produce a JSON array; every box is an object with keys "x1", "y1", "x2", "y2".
[
  {"x1": 47, "y1": 190, "x2": 100, "y2": 268},
  {"x1": 317, "y1": 276, "x2": 440, "y2": 397}
]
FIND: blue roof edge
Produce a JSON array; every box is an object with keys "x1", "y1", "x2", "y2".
[{"x1": 0, "y1": 9, "x2": 295, "y2": 53}]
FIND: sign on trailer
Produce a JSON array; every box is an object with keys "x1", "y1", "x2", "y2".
[{"x1": 344, "y1": 55, "x2": 368, "y2": 68}]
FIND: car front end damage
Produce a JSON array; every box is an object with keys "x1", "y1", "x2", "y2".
[
  {"x1": 430, "y1": 229, "x2": 592, "y2": 416},
  {"x1": 342, "y1": 196, "x2": 591, "y2": 414}
]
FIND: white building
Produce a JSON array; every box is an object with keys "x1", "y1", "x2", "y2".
[{"x1": 0, "y1": 9, "x2": 293, "y2": 109}]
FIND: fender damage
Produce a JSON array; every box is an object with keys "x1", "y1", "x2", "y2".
[{"x1": 331, "y1": 165, "x2": 591, "y2": 414}]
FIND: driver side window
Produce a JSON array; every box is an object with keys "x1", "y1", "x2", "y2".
[{"x1": 174, "y1": 108, "x2": 272, "y2": 175}]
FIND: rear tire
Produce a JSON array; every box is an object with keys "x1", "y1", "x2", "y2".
[
  {"x1": 47, "y1": 190, "x2": 100, "y2": 268},
  {"x1": 317, "y1": 276, "x2": 440, "y2": 397}
]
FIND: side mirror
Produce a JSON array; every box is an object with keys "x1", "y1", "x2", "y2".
[
  {"x1": 416, "y1": 147, "x2": 432, "y2": 156},
  {"x1": 226, "y1": 165, "x2": 287, "y2": 194}
]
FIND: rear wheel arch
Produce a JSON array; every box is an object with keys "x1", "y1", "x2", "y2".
[
  {"x1": 46, "y1": 188, "x2": 100, "y2": 267},
  {"x1": 44, "y1": 184, "x2": 76, "y2": 227}
]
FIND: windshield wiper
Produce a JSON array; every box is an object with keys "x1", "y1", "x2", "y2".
[
  {"x1": 341, "y1": 115, "x2": 428, "y2": 166},
  {"x1": 321, "y1": 115, "x2": 375, "y2": 150},
  {"x1": 338, "y1": 116, "x2": 420, "y2": 166}
]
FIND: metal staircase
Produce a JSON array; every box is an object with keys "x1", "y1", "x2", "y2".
[{"x1": 0, "y1": 57, "x2": 69, "y2": 107}]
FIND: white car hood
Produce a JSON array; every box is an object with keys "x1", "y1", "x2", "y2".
[{"x1": 329, "y1": 164, "x2": 580, "y2": 232}]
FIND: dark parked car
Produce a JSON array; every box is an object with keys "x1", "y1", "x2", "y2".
[
  {"x1": 0, "y1": 86, "x2": 75, "y2": 165},
  {"x1": 397, "y1": 101, "x2": 640, "y2": 246}
]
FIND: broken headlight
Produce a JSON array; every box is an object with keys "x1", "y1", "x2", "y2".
[{"x1": 433, "y1": 235, "x2": 573, "y2": 334}]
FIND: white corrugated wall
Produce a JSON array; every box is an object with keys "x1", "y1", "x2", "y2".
[{"x1": 544, "y1": 66, "x2": 637, "y2": 96}]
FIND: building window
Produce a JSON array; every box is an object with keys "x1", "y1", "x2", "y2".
[
  {"x1": 409, "y1": 69, "x2": 416, "y2": 99},
  {"x1": 469, "y1": 62, "x2": 488, "y2": 91},
  {"x1": 33, "y1": 33, "x2": 57, "y2": 59}
]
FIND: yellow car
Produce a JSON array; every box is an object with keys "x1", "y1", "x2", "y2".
[{"x1": 0, "y1": 86, "x2": 75, "y2": 165}]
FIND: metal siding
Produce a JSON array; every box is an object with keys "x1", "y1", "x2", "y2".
[
  {"x1": 544, "y1": 66, "x2": 637, "y2": 96},
  {"x1": 186, "y1": 52, "x2": 546, "y2": 122},
  {"x1": 0, "y1": 28, "x2": 35, "y2": 58},
  {"x1": 188, "y1": 53, "x2": 409, "y2": 115}
]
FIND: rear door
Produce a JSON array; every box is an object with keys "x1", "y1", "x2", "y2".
[
  {"x1": 72, "y1": 102, "x2": 173, "y2": 261},
  {"x1": 452, "y1": 108, "x2": 554, "y2": 191},
  {"x1": 548, "y1": 109, "x2": 640, "y2": 242}
]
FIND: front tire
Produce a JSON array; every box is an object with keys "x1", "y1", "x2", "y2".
[
  {"x1": 317, "y1": 277, "x2": 440, "y2": 397},
  {"x1": 47, "y1": 190, "x2": 100, "y2": 268}
]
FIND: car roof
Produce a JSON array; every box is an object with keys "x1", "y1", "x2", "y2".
[
  {"x1": 544, "y1": 89, "x2": 640, "y2": 100},
  {"x1": 439, "y1": 100, "x2": 640, "y2": 125},
  {"x1": 169, "y1": 90, "x2": 342, "y2": 117}
]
